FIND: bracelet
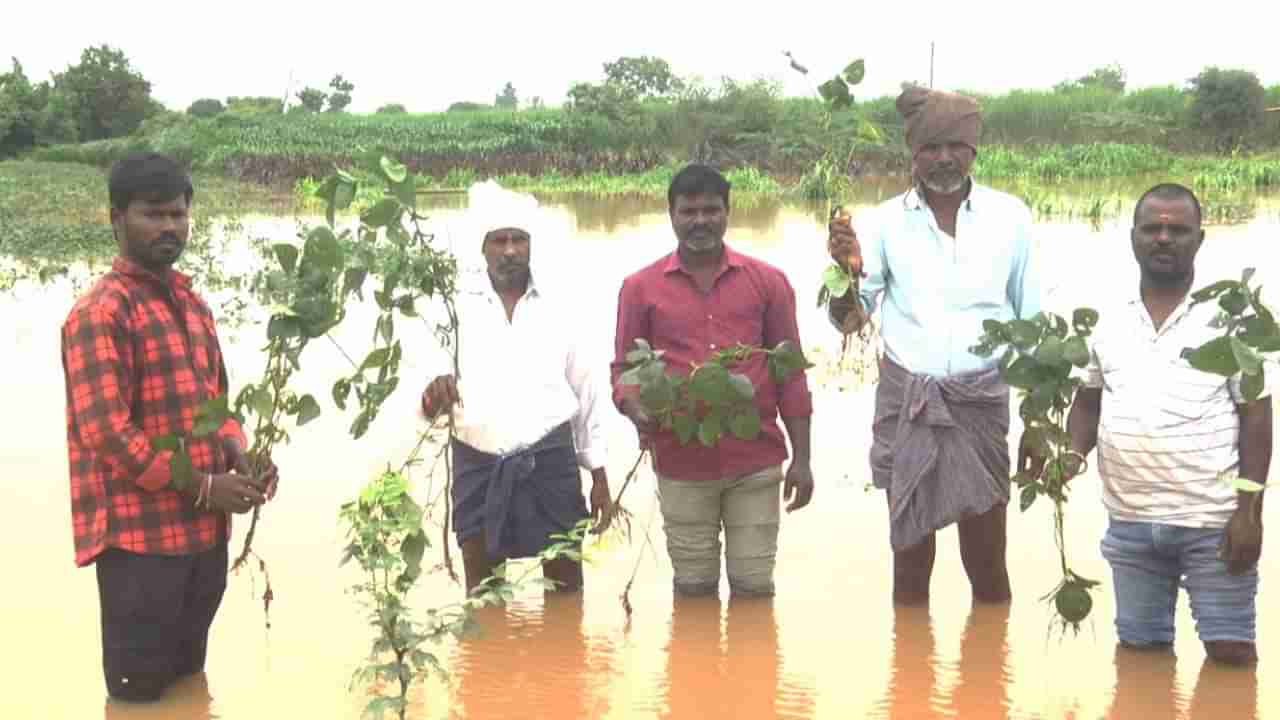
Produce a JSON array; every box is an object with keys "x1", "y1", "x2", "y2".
[{"x1": 195, "y1": 473, "x2": 212, "y2": 510}]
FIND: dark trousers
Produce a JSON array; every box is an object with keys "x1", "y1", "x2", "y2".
[{"x1": 95, "y1": 541, "x2": 228, "y2": 702}]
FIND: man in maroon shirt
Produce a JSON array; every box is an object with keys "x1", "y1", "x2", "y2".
[
  {"x1": 61, "y1": 153, "x2": 278, "y2": 703},
  {"x1": 611, "y1": 164, "x2": 814, "y2": 597}
]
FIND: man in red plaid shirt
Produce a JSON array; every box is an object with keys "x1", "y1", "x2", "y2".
[{"x1": 61, "y1": 153, "x2": 278, "y2": 703}]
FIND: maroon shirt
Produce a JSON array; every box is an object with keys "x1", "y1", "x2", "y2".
[{"x1": 611, "y1": 245, "x2": 813, "y2": 481}]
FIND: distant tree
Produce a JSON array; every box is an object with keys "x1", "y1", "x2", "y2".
[
  {"x1": 226, "y1": 96, "x2": 283, "y2": 114},
  {"x1": 603, "y1": 55, "x2": 685, "y2": 99},
  {"x1": 376, "y1": 103, "x2": 407, "y2": 114},
  {"x1": 327, "y1": 74, "x2": 354, "y2": 112},
  {"x1": 447, "y1": 101, "x2": 489, "y2": 112},
  {"x1": 494, "y1": 82, "x2": 518, "y2": 110},
  {"x1": 296, "y1": 87, "x2": 328, "y2": 113},
  {"x1": 1188, "y1": 66, "x2": 1266, "y2": 150},
  {"x1": 0, "y1": 58, "x2": 43, "y2": 156},
  {"x1": 528, "y1": 96, "x2": 544, "y2": 110},
  {"x1": 187, "y1": 98, "x2": 225, "y2": 118},
  {"x1": 49, "y1": 44, "x2": 154, "y2": 141},
  {"x1": 1079, "y1": 64, "x2": 1126, "y2": 93}
]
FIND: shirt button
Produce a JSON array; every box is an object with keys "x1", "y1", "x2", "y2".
[{"x1": 710, "y1": 343, "x2": 717, "y2": 349}]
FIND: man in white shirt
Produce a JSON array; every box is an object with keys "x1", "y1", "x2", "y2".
[
  {"x1": 827, "y1": 86, "x2": 1040, "y2": 606},
  {"x1": 1066, "y1": 183, "x2": 1271, "y2": 666},
  {"x1": 420, "y1": 182, "x2": 611, "y2": 594}
]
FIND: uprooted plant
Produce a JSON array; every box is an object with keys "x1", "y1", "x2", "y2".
[
  {"x1": 971, "y1": 308, "x2": 1101, "y2": 635},
  {"x1": 1183, "y1": 267, "x2": 1280, "y2": 500},
  {"x1": 609, "y1": 338, "x2": 812, "y2": 615},
  {"x1": 152, "y1": 151, "x2": 462, "y2": 629},
  {"x1": 340, "y1": 464, "x2": 591, "y2": 720}
]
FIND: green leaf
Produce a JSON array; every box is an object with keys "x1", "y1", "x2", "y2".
[
  {"x1": 1230, "y1": 336, "x2": 1263, "y2": 374},
  {"x1": 332, "y1": 378, "x2": 352, "y2": 411},
  {"x1": 817, "y1": 77, "x2": 852, "y2": 108},
  {"x1": 151, "y1": 434, "x2": 180, "y2": 452},
  {"x1": 192, "y1": 396, "x2": 231, "y2": 436},
  {"x1": 689, "y1": 364, "x2": 733, "y2": 405},
  {"x1": 273, "y1": 244, "x2": 299, "y2": 275},
  {"x1": 1019, "y1": 484, "x2": 1038, "y2": 512},
  {"x1": 361, "y1": 198, "x2": 401, "y2": 228},
  {"x1": 301, "y1": 226, "x2": 342, "y2": 276},
  {"x1": 1221, "y1": 289, "x2": 1249, "y2": 315},
  {"x1": 1008, "y1": 319, "x2": 1041, "y2": 349},
  {"x1": 842, "y1": 58, "x2": 866, "y2": 85},
  {"x1": 250, "y1": 385, "x2": 275, "y2": 420},
  {"x1": 639, "y1": 375, "x2": 677, "y2": 414},
  {"x1": 633, "y1": 337, "x2": 652, "y2": 352},
  {"x1": 393, "y1": 176, "x2": 416, "y2": 210},
  {"x1": 625, "y1": 349, "x2": 651, "y2": 365},
  {"x1": 1072, "y1": 307, "x2": 1099, "y2": 334},
  {"x1": 1003, "y1": 356, "x2": 1040, "y2": 390},
  {"x1": 1241, "y1": 366, "x2": 1265, "y2": 402},
  {"x1": 170, "y1": 451, "x2": 194, "y2": 490},
  {"x1": 672, "y1": 413, "x2": 697, "y2": 445},
  {"x1": 379, "y1": 156, "x2": 408, "y2": 184},
  {"x1": 728, "y1": 411, "x2": 762, "y2": 440},
  {"x1": 1183, "y1": 336, "x2": 1238, "y2": 376},
  {"x1": 1034, "y1": 335, "x2": 1065, "y2": 367},
  {"x1": 333, "y1": 178, "x2": 356, "y2": 210},
  {"x1": 295, "y1": 394, "x2": 321, "y2": 426},
  {"x1": 1190, "y1": 279, "x2": 1237, "y2": 304},
  {"x1": 822, "y1": 264, "x2": 851, "y2": 297},
  {"x1": 729, "y1": 373, "x2": 755, "y2": 400},
  {"x1": 342, "y1": 268, "x2": 367, "y2": 299},
  {"x1": 361, "y1": 348, "x2": 392, "y2": 370},
  {"x1": 401, "y1": 529, "x2": 426, "y2": 573},
  {"x1": 1063, "y1": 336, "x2": 1091, "y2": 367},
  {"x1": 267, "y1": 314, "x2": 302, "y2": 341},
  {"x1": 698, "y1": 410, "x2": 724, "y2": 447}
]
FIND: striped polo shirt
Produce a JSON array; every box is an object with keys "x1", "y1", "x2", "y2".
[{"x1": 1085, "y1": 288, "x2": 1271, "y2": 528}]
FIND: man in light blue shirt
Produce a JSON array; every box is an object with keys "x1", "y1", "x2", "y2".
[{"x1": 829, "y1": 86, "x2": 1040, "y2": 606}]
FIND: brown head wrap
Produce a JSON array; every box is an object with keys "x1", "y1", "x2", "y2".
[{"x1": 896, "y1": 85, "x2": 982, "y2": 157}]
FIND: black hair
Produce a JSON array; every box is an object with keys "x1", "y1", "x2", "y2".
[
  {"x1": 108, "y1": 152, "x2": 194, "y2": 211},
  {"x1": 1134, "y1": 183, "x2": 1201, "y2": 227},
  {"x1": 667, "y1": 163, "x2": 731, "y2": 212}
]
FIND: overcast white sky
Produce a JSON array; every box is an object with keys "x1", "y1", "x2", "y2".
[{"x1": 4, "y1": 0, "x2": 1278, "y2": 113}]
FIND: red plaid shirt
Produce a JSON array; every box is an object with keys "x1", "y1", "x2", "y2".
[{"x1": 61, "y1": 257, "x2": 245, "y2": 567}]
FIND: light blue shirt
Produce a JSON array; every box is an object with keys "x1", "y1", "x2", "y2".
[{"x1": 852, "y1": 181, "x2": 1040, "y2": 378}]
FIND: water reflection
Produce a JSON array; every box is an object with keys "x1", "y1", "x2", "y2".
[
  {"x1": 663, "y1": 595, "x2": 814, "y2": 720},
  {"x1": 879, "y1": 606, "x2": 944, "y2": 719},
  {"x1": 102, "y1": 672, "x2": 213, "y2": 720},
  {"x1": 951, "y1": 605, "x2": 1012, "y2": 720},
  {"x1": 450, "y1": 594, "x2": 595, "y2": 719},
  {"x1": 1185, "y1": 658, "x2": 1259, "y2": 720},
  {"x1": 1105, "y1": 646, "x2": 1180, "y2": 720}
]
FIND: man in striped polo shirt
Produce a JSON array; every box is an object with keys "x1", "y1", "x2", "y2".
[{"x1": 1066, "y1": 183, "x2": 1271, "y2": 666}]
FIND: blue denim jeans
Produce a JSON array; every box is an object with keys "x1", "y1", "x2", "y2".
[{"x1": 1100, "y1": 519, "x2": 1258, "y2": 646}]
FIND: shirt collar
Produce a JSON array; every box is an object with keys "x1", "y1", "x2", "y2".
[
  {"x1": 662, "y1": 244, "x2": 744, "y2": 276},
  {"x1": 112, "y1": 256, "x2": 191, "y2": 291},
  {"x1": 1126, "y1": 282, "x2": 1198, "y2": 331}
]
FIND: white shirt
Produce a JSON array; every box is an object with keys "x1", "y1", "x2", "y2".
[
  {"x1": 853, "y1": 182, "x2": 1040, "y2": 378},
  {"x1": 1085, "y1": 288, "x2": 1271, "y2": 527},
  {"x1": 435, "y1": 274, "x2": 607, "y2": 470}
]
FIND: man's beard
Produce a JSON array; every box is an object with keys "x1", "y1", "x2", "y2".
[
  {"x1": 920, "y1": 170, "x2": 967, "y2": 195},
  {"x1": 489, "y1": 263, "x2": 529, "y2": 291}
]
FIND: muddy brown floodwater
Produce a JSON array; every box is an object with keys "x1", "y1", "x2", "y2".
[{"x1": 3, "y1": 188, "x2": 1278, "y2": 719}]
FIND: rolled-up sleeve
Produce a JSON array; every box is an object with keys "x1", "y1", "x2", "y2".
[
  {"x1": 566, "y1": 332, "x2": 608, "y2": 470},
  {"x1": 62, "y1": 305, "x2": 171, "y2": 491},
  {"x1": 610, "y1": 276, "x2": 648, "y2": 411},
  {"x1": 1007, "y1": 205, "x2": 1040, "y2": 321},
  {"x1": 762, "y1": 268, "x2": 813, "y2": 418}
]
